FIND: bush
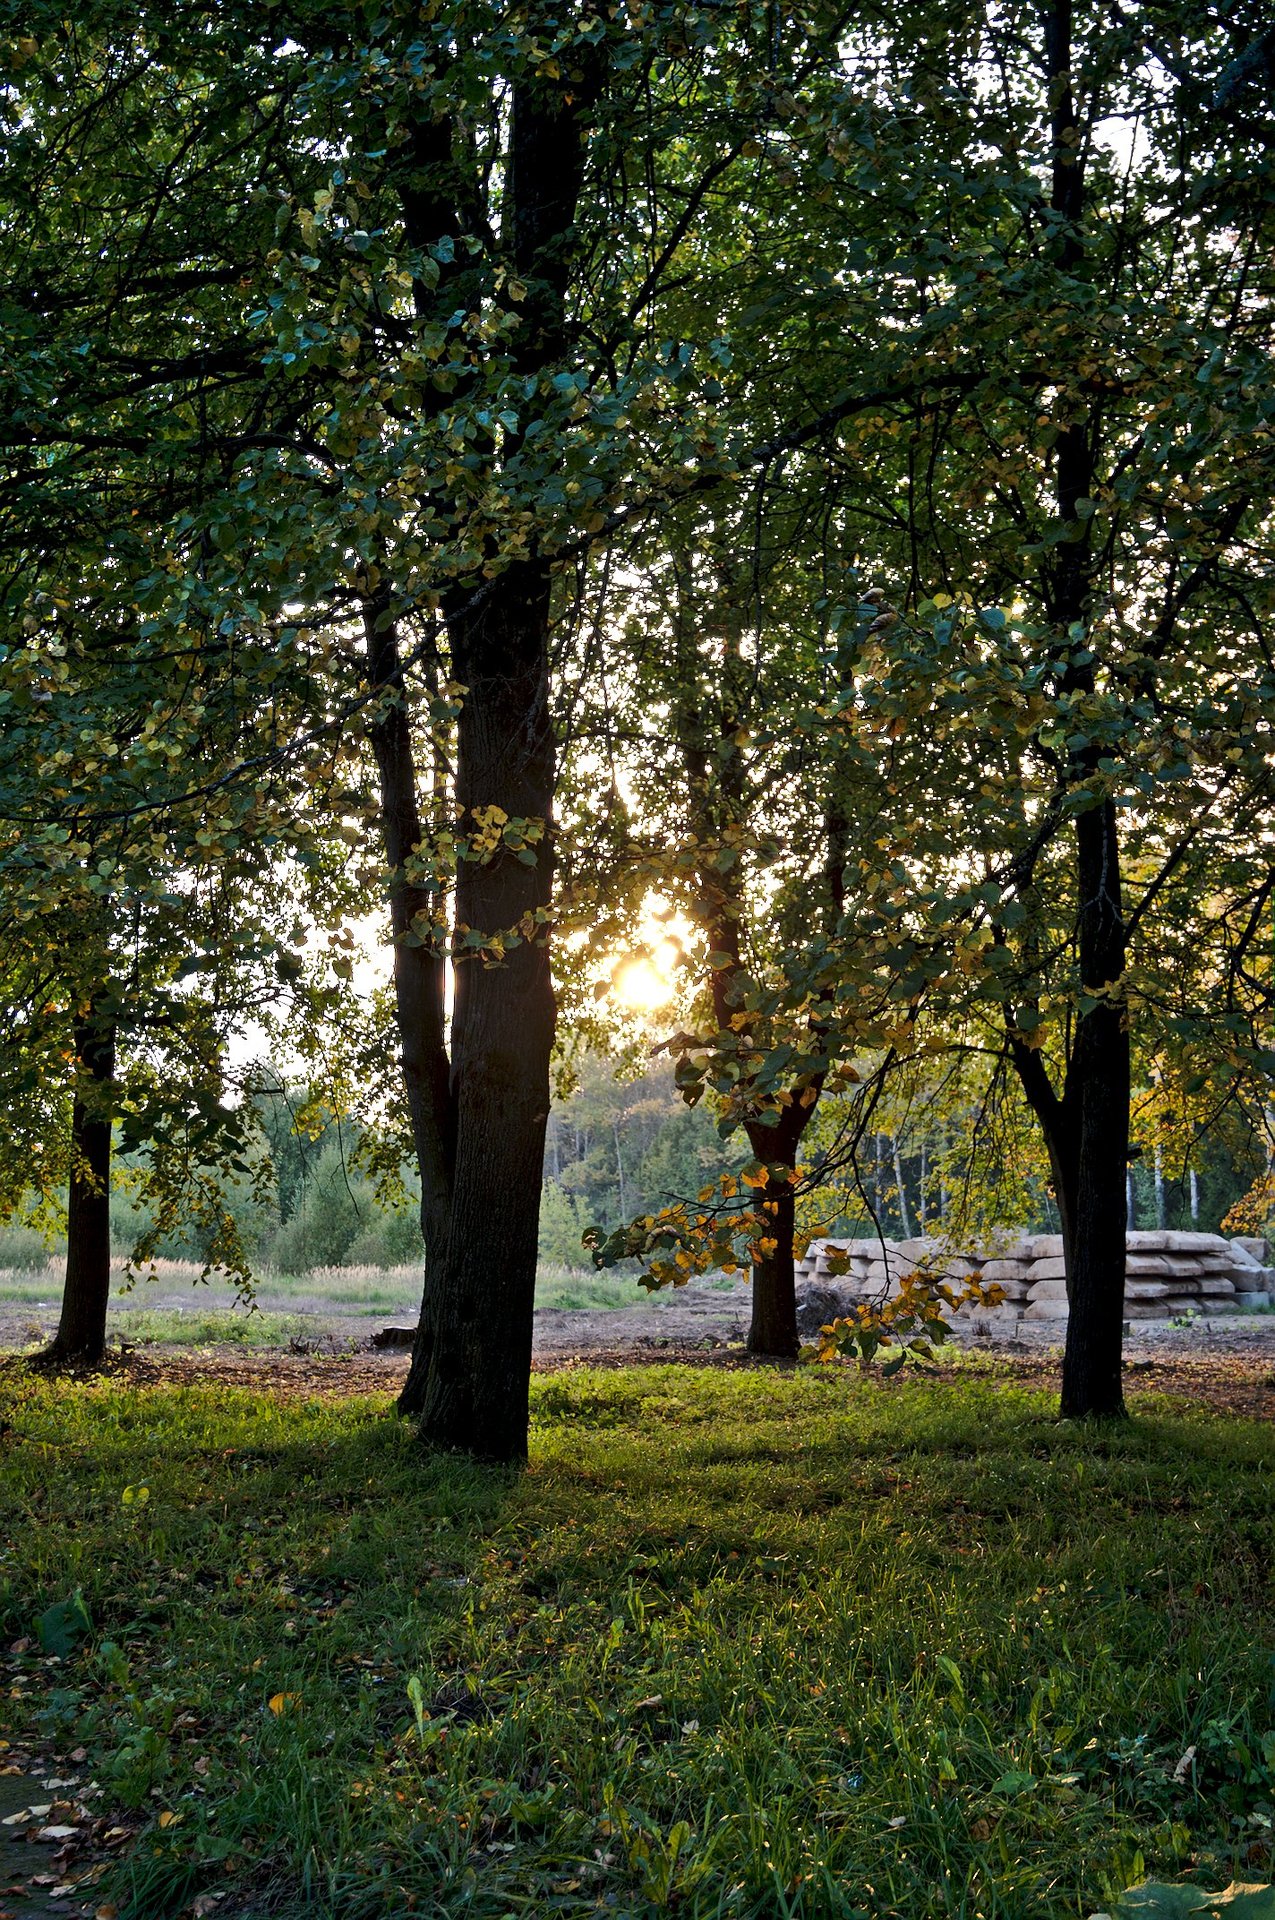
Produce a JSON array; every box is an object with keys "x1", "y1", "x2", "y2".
[
  {"x1": 0, "y1": 1223, "x2": 56, "y2": 1271},
  {"x1": 537, "y1": 1182, "x2": 591, "y2": 1271},
  {"x1": 345, "y1": 1208, "x2": 423, "y2": 1269}
]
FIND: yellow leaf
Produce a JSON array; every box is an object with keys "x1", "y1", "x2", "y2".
[
  {"x1": 157, "y1": 1810, "x2": 182, "y2": 1829},
  {"x1": 268, "y1": 1692, "x2": 301, "y2": 1715}
]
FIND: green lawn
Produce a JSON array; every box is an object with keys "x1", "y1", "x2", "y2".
[
  {"x1": 0, "y1": 1260, "x2": 681, "y2": 1341},
  {"x1": 0, "y1": 1367, "x2": 1271, "y2": 1918}
]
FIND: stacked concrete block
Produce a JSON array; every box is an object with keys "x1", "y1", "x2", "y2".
[{"x1": 793, "y1": 1227, "x2": 1272, "y2": 1326}]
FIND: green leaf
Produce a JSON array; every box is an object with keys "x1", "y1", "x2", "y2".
[
  {"x1": 989, "y1": 1770, "x2": 1037, "y2": 1797},
  {"x1": 36, "y1": 1588, "x2": 92, "y2": 1657}
]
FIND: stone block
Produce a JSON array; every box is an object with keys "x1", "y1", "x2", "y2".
[
  {"x1": 1126, "y1": 1253, "x2": 1172, "y2": 1276},
  {"x1": 1023, "y1": 1235, "x2": 1065, "y2": 1258},
  {"x1": 983, "y1": 1279, "x2": 1032, "y2": 1301},
  {"x1": 1024, "y1": 1298, "x2": 1069, "y2": 1320},
  {"x1": 1030, "y1": 1256, "x2": 1069, "y2": 1282},
  {"x1": 1196, "y1": 1278, "x2": 1236, "y2": 1296},
  {"x1": 1027, "y1": 1278, "x2": 1070, "y2": 1300},
  {"x1": 981, "y1": 1259, "x2": 1034, "y2": 1282},
  {"x1": 1232, "y1": 1236, "x2": 1270, "y2": 1267}
]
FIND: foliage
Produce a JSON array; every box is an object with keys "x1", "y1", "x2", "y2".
[{"x1": 1, "y1": 1368, "x2": 1273, "y2": 1918}]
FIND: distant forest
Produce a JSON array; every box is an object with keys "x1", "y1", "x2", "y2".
[{"x1": 0, "y1": 1056, "x2": 1255, "y2": 1279}]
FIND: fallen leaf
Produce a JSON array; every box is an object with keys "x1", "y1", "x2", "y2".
[
  {"x1": 267, "y1": 1692, "x2": 301, "y2": 1716},
  {"x1": 3, "y1": 1803, "x2": 50, "y2": 1824},
  {"x1": 36, "y1": 1825, "x2": 79, "y2": 1842},
  {"x1": 630, "y1": 1696, "x2": 663, "y2": 1711},
  {"x1": 157, "y1": 1811, "x2": 182, "y2": 1830},
  {"x1": 95, "y1": 1905, "x2": 118, "y2": 1920},
  {"x1": 888, "y1": 1815, "x2": 907, "y2": 1829}
]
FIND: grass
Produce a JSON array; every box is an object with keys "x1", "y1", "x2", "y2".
[
  {"x1": 0, "y1": 1367, "x2": 1272, "y2": 1919},
  {"x1": 0, "y1": 1260, "x2": 683, "y2": 1338}
]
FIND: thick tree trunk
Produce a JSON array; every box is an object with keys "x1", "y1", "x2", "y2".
[
  {"x1": 48, "y1": 1016, "x2": 116, "y2": 1364},
  {"x1": 748, "y1": 1168, "x2": 799, "y2": 1358},
  {"x1": 385, "y1": 61, "x2": 599, "y2": 1458},
  {"x1": 401, "y1": 561, "x2": 557, "y2": 1458}
]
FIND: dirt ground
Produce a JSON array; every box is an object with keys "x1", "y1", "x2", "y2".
[{"x1": 4, "y1": 1291, "x2": 1275, "y2": 1419}]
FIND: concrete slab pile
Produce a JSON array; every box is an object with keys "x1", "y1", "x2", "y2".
[{"x1": 793, "y1": 1230, "x2": 1272, "y2": 1333}]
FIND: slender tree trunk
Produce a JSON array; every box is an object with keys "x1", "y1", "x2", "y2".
[
  {"x1": 613, "y1": 1122, "x2": 627, "y2": 1224},
  {"x1": 1058, "y1": 800, "x2": 1130, "y2": 1418},
  {"x1": 892, "y1": 1137, "x2": 912, "y2": 1238},
  {"x1": 1029, "y1": 0, "x2": 1130, "y2": 1418},
  {"x1": 1153, "y1": 1142, "x2": 1166, "y2": 1230},
  {"x1": 1189, "y1": 1167, "x2": 1200, "y2": 1225},
  {"x1": 48, "y1": 1015, "x2": 116, "y2": 1363},
  {"x1": 1126, "y1": 1168, "x2": 1136, "y2": 1229},
  {"x1": 364, "y1": 596, "x2": 454, "y2": 1406}
]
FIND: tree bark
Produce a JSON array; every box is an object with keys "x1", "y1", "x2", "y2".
[
  {"x1": 48, "y1": 1013, "x2": 116, "y2": 1364},
  {"x1": 378, "y1": 55, "x2": 601, "y2": 1458},
  {"x1": 364, "y1": 595, "x2": 454, "y2": 1402},
  {"x1": 747, "y1": 1165, "x2": 799, "y2": 1358},
  {"x1": 1058, "y1": 799, "x2": 1130, "y2": 1417},
  {"x1": 402, "y1": 561, "x2": 557, "y2": 1456},
  {"x1": 1008, "y1": 0, "x2": 1131, "y2": 1418}
]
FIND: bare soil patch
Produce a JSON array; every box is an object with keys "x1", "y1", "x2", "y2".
[{"x1": 3, "y1": 1322, "x2": 1273, "y2": 1419}]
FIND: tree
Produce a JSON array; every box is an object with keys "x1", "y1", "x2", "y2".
[
  {"x1": 2, "y1": 2, "x2": 876, "y2": 1452},
  {"x1": 795, "y1": 0, "x2": 1275, "y2": 1411}
]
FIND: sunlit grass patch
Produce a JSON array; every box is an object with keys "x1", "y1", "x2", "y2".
[{"x1": 0, "y1": 1368, "x2": 1271, "y2": 1918}]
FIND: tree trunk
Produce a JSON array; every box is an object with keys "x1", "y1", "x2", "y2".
[
  {"x1": 1021, "y1": 0, "x2": 1130, "y2": 1418},
  {"x1": 747, "y1": 1165, "x2": 800, "y2": 1358},
  {"x1": 384, "y1": 58, "x2": 600, "y2": 1458},
  {"x1": 892, "y1": 1137, "x2": 911, "y2": 1238},
  {"x1": 1153, "y1": 1143, "x2": 1165, "y2": 1230},
  {"x1": 401, "y1": 562, "x2": 557, "y2": 1458},
  {"x1": 48, "y1": 1015, "x2": 116, "y2": 1363},
  {"x1": 364, "y1": 595, "x2": 454, "y2": 1399}
]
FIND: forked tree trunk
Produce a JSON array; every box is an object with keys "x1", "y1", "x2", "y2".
[
  {"x1": 1012, "y1": 803, "x2": 1130, "y2": 1418},
  {"x1": 400, "y1": 562, "x2": 557, "y2": 1458},
  {"x1": 372, "y1": 57, "x2": 600, "y2": 1460},
  {"x1": 1007, "y1": 0, "x2": 1130, "y2": 1419},
  {"x1": 48, "y1": 1015, "x2": 116, "y2": 1364}
]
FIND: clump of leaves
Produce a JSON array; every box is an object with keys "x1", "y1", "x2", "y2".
[{"x1": 815, "y1": 1271, "x2": 1006, "y2": 1376}]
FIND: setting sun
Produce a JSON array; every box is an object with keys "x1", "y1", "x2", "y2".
[{"x1": 613, "y1": 955, "x2": 672, "y2": 1012}]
